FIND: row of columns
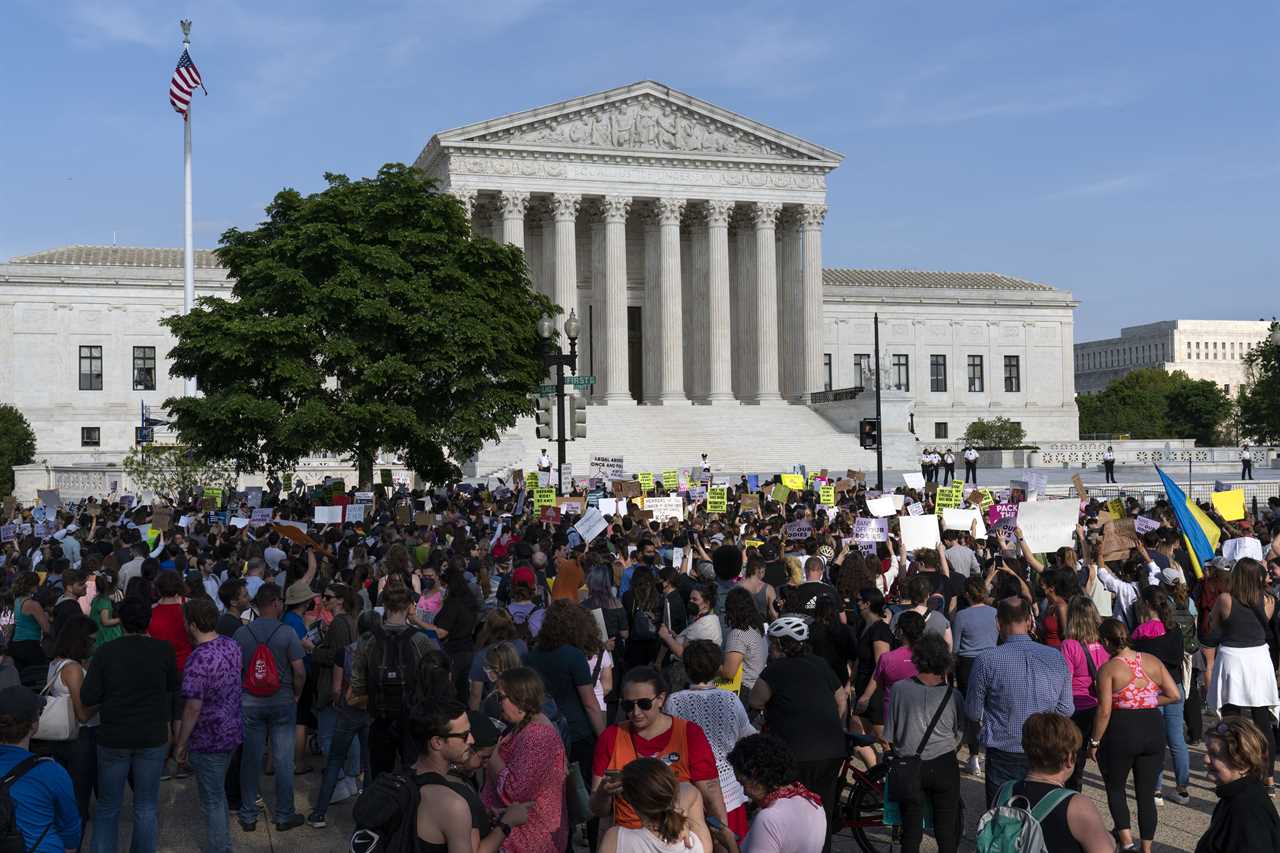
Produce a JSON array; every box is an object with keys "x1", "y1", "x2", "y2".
[{"x1": 452, "y1": 189, "x2": 826, "y2": 405}]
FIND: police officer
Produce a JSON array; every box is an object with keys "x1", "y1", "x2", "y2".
[
  {"x1": 943, "y1": 449, "x2": 956, "y2": 482},
  {"x1": 1102, "y1": 446, "x2": 1116, "y2": 484},
  {"x1": 963, "y1": 445, "x2": 980, "y2": 484},
  {"x1": 1241, "y1": 445, "x2": 1254, "y2": 480}
]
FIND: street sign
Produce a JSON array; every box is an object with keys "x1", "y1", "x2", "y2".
[
  {"x1": 535, "y1": 384, "x2": 558, "y2": 396},
  {"x1": 566, "y1": 375, "x2": 596, "y2": 387}
]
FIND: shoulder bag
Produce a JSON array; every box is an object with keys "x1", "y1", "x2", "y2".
[
  {"x1": 885, "y1": 683, "x2": 954, "y2": 804},
  {"x1": 36, "y1": 660, "x2": 78, "y2": 742}
]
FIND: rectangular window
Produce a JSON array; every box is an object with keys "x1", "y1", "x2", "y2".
[
  {"x1": 853, "y1": 353, "x2": 871, "y2": 388},
  {"x1": 823, "y1": 354, "x2": 832, "y2": 392},
  {"x1": 929, "y1": 354, "x2": 947, "y2": 392},
  {"x1": 967, "y1": 355, "x2": 984, "y2": 392},
  {"x1": 934, "y1": 422, "x2": 948, "y2": 439},
  {"x1": 132, "y1": 346, "x2": 156, "y2": 391},
  {"x1": 78, "y1": 345, "x2": 103, "y2": 391},
  {"x1": 81, "y1": 427, "x2": 100, "y2": 447},
  {"x1": 1004, "y1": 355, "x2": 1021, "y2": 392},
  {"x1": 892, "y1": 354, "x2": 910, "y2": 391},
  {"x1": 1224, "y1": 384, "x2": 1231, "y2": 395}
]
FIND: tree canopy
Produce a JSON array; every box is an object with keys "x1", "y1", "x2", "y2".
[
  {"x1": 963, "y1": 417, "x2": 1027, "y2": 448},
  {"x1": 1077, "y1": 368, "x2": 1233, "y2": 445},
  {"x1": 162, "y1": 163, "x2": 555, "y2": 485},
  {"x1": 0, "y1": 405, "x2": 36, "y2": 496},
  {"x1": 1238, "y1": 322, "x2": 1280, "y2": 443}
]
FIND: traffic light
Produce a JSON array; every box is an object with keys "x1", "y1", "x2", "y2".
[
  {"x1": 859, "y1": 418, "x2": 879, "y2": 449},
  {"x1": 569, "y1": 395, "x2": 587, "y2": 439},
  {"x1": 535, "y1": 397, "x2": 553, "y2": 440}
]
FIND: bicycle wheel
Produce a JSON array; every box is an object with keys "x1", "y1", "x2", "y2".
[{"x1": 836, "y1": 764, "x2": 895, "y2": 853}]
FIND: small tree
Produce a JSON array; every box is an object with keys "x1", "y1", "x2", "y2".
[
  {"x1": 121, "y1": 445, "x2": 238, "y2": 502},
  {"x1": 963, "y1": 416, "x2": 1027, "y2": 448},
  {"x1": 1239, "y1": 322, "x2": 1280, "y2": 444},
  {"x1": 0, "y1": 405, "x2": 36, "y2": 496}
]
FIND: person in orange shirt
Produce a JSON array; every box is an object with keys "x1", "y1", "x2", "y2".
[{"x1": 551, "y1": 545, "x2": 586, "y2": 602}]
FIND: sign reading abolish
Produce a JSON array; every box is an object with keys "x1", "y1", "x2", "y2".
[
  {"x1": 533, "y1": 487, "x2": 557, "y2": 508},
  {"x1": 707, "y1": 487, "x2": 728, "y2": 513},
  {"x1": 589, "y1": 455, "x2": 625, "y2": 480}
]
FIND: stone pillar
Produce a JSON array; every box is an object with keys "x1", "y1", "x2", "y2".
[
  {"x1": 450, "y1": 189, "x2": 477, "y2": 223},
  {"x1": 688, "y1": 207, "x2": 709, "y2": 402},
  {"x1": 656, "y1": 197, "x2": 688, "y2": 404},
  {"x1": 539, "y1": 207, "x2": 556, "y2": 300},
  {"x1": 642, "y1": 210, "x2": 662, "y2": 404},
  {"x1": 733, "y1": 213, "x2": 756, "y2": 401},
  {"x1": 779, "y1": 208, "x2": 805, "y2": 402},
  {"x1": 753, "y1": 202, "x2": 783, "y2": 403},
  {"x1": 601, "y1": 196, "x2": 632, "y2": 404},
  {"x1": 801, "y1": 204, "x2": 827, "y2": 400},
  {"x1": 498, "y1": 191, "x2": 529, "y2": 249},
  {"x1": 550, "y1": 194, "x2": 581, "y2": 336},
  {"x1": 705, "y1": 201, "x2": 735, "y2": 403}
]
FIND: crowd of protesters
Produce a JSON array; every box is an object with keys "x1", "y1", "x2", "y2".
[{"x1": 0, "y1": 465, "x2": 1278, "y2": 853}]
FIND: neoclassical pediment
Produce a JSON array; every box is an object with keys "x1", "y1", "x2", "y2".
[{"x1": 426, "y1": 81, "x2": 842, "y2": 167}]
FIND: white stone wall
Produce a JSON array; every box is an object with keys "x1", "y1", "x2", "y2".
[{"x1": 1075, "y1": 319, "x2": 1270, "y2": 395}]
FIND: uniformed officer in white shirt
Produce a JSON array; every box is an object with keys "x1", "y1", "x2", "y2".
[
  {"x1": 1102, "y1": 446, "x2": 1116, "y2": 483},
  {"x1": 537, "y1": 449, "x2": 552, "y2": 473},
  {"x1": 943, "y1": 449, "x2": 956, "y2": 482},
  {"x1": 1241, "y1": 445, "x2": 1254, "y2": 480},
  {"x1": 962, "y1": 445, "x2": 980, "y2": 484},
  {"x1": 700, "y1": 453, "x2": 712, "y2": 477}
]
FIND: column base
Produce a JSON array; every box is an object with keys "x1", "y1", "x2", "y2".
[
  {"x1": 599, "y1": 395, "x2": 637, "y2": 406},
  {"x1": 656, "y1": 396, "x2": 694, "y2": 406},
  {"x1": 749, "y1": 395, "x2": 788, "y2": 406},
  {"x1": 706, "y1": 395, "x2": 740, "y2": 405}
]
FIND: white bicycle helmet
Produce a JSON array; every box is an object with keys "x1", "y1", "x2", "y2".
[{"x1": 767, "y1": 615, "x2": 810, "y2": 642}]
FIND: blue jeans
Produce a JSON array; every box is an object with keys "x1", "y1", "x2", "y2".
[
  {"x1": 240, "y1": 701, "x2": 297, "y2": 825},
  {"x1": 93, "y1": 743, "x2": 167, "y2": 853},
  {"x1": 315, "y1": 705, "x2": 361, "y2": 784},
  {"x1": 1157, "y1": 684, "x2": 1190, "y2": 790},
  {"x1": 188, "y1": 751, "x2": 232, "y2": 853},
  {"x1": 311, "y1": 710, "x2": 369, "y2": 819},
  {"x1": 984, "y1": 748, "x2": 1029, "y2": 807}
]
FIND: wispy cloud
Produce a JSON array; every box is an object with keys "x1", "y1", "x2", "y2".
[
  {"x1": 870, "y1": 73, "x2": 1144, "y2": 128},
  {"x1": 62, "y1": 1, "x2": 170, "y2": 49},
  {"x1": 1045, "y1": 173, "x2": 1151, "y2": 200}
]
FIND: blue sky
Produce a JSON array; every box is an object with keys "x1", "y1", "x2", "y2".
[{"x1": 2, "y1": 1, "x2": 1276, "y2": 340}]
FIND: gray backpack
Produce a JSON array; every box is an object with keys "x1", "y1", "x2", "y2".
[{"x1": 975, "y1": 781, "x2": 1074, "y2": 853}]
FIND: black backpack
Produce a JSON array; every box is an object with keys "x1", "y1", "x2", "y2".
[
  {"x1": 508, "y1": 605, "x2": 542, "y2": 644},
  {"x1": 365, "y1": 625, "x2": 418, "y2": 719},
  {"x1": 350, "y1": 770, "x2": 420, "y2": 853},
  {"x1": 1171, "y1": 599, "x2": 1200, "y2": 655},
  {"x1": 0, "y1": 756, "x2": 52, "y2": 853}
]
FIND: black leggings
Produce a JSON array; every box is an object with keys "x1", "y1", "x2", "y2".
[
  {"x1": 1098, "y1": 707, "x2": 1165, "y2": 840},
  {"x1": 1067, "y1": 706, "x2": 1096, "y2": 792},
  {"x1": 1221, "y1": 704, "x2": 1276, "y2": 782},
  {"x1": 897, "y1": 752, "x2": 961, "y2": 853}
]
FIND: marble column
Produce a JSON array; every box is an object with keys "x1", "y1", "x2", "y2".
[
  {"x1": 498, "y1": 191, "x2": 529, "y2": 249},
  {"x1": 705, "y1": 201, "x2": 734, "y2": 403},
  {"x1": 550, "y1": 194, "x2": 581, "y2": 336},
  {"x1": 642, "y1": 210, "x2": 662, "y2": 404},
  {"x1": 779, "y1": 208, "x2": 805, "y2": 402},
  {"x1": 801, "y1": 204, "x2": 827, "y2": 399},
  {"x1": 753, "y1": 202, "x2": 783, "y2": 403},
  {"x1": 688, "y1": 207, "x2": 710, "y2": 402},
  {"x1": 601, "y1": 196, "x2": 632, "y2": 403},
  {"x1": 656, "y1": 197, "x2": 688, "y2": 404},
  {"x1": 450, "y1": 189, "x2": 477, "y2": 223},
  {"x1": 733, "y1": 214, "x2": 757, "y2": 401},
  {"x1": 539, "y1": 207, "x2": 556, "y2": 300},
  {"x1": 590, "y1": 210, "x2": 605, "y2": 398}
]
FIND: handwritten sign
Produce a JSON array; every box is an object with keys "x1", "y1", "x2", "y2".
[
  {"x1": 785, "y1": 520, "x2": 814, "y2": 540},
  {"x1": 853, "y1": 517, "x2": 888, "y2": 542},
  {"x1": 645, "y1": 496, "x2": 685, "y2": 523},
  {"x1": 589, "y1": 455, "x2": 624, "y2": 480},
  {"x1": 770, "y1": 483, "x2": 791, "y2": 505},
  {"x1": 819, "y1": 485, "x2": 836, "y2": 506},
  {"x1": 661, "y1": 470, "x2": 679, "y2": 490},
  {"x1": 533, "y1": 488, "x2": 556, "y2": 509},
  {"x1": 847, "y1": 470, "x2": 866, "y2": 483},
  {"x1": 1134, "y1": 515, "x2": 1161, "y2": 534},
  {"x1": 780, "y1": 473, "x2": 805, "y2": 491},
  {"x1": 1107, "y1": 498, "x2": 1126, "y2": 519},
  {"x1": 638, "y1": 472, "x2": 655, "y2": 493},
  {"x1": 707, "y1": 487, "x2": 728, "y2": 513},
  {"x1": 314, "y1": 505, "x2": 343, "y2": 524}
]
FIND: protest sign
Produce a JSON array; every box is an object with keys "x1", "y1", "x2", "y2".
[
  {"x1": 907, "y1": 502, "x2": 925, "y2": 516},
  {"x1": 177, "y1": 515, "x2": 194, "y2": 528},
  {"x1": 345, "y1": 503, "x2": 367, "y2": 524},
  {"x1": 1016, "y1": 500, "x2": 1079, "y2": 553},
  {"x1": 2, "y1": 497, "x2": 14, "y2": 517},
  {"x1": 771, "y1": 483, "x2": 791, "y2": 505},
  {"x1": 37, "y1": 490, "x2": 60, "y2": 512},
  {"x1": 33, "y1": 522, "x2": 51, "y2": 539},
  {"x1": 590, "y1": 455, "x2": 624, "y2": 480},
  {"x1": 746, "y1": 474, "x2": 760, "y2": 493},
  {"x1": 903, "y1": 472, "x2": 925, "y2": 490},
  {"x1": 538, "y1": 470, "x2": 553, "y2": 488},
  {"x1": 866, "y1": 496, "x2": 896, "y2": 518},
  {"x1": 835, "y1": 479, "x2": 856, "y2": 493},
  {"x1": 1210, "y1": 489, "x2": 1245, "y2": 522},
  {"x1": 574, "y1": 508, "x2": 608, "y2": 544},
  {"x1": 739, "y1": 493, "x2": 760, "y2": 514},
  {"x1": 414, "y1": 511, "x2": 432, "y2": 527},
  {"x1": 1100, "y1": 518, "x2": 1138, "y2": 562},
  {"x1": 785, "y1": 520, "x2": 814, "y2": 540},
  {"x1": 586, "y1": 490, "x2": 604, "y2": 509},
  {"x1": 524, "y1": 471, "x2": 540, "y2": 491},
  {"x1": 687, "y1": 485, "x2": 707, "y2": 501},
  {"x1": 853, "y1": 517, "x2": 889, "y2": 542},
  {"x1": 847, "y1": 470, "x2": 866, "y2": 483},
  {"x1": 942, "y1": 507, "x2": 987, "y2": 539},
  {"x1": 819, "y1": 485, "x2": 836, "y2": 506},
  {"x1": 1072, "y1": 475, "x2": 1089, "y2": 500},
  {"x1": 900, "y1": 515, "x2": 941, "y2": 551},
  {"x1": 662, "y1": 470, "x2": 679, "y2": 490},
  {"x1": 638, "y1": 472, "x2": 655, "y2": 493},
  {"x1": 1027, "y1": 473, "x2": 1048, "y2": 498},
  {"x1": 613, "y1": 479, "x2": 643, "y2": 499},
  {"x1": 599, "y1": 498, "x2": 625, "y2": 516},
  {"x1": 229, "y1": 517, "x2": 251, "y2": 529},
  {"x1": 0, "y1": 524, "x2": 14, "y2": 543},
  {"x1": 976, "y1": 489, "x2": 996, "y2": 510},
  {"x1": 314, "y1": 505, "x2": 343, "y2": 524},
  {"x1": 1009, "y1": 481, "x2": 1030, "y2": 504},
  {"x1": 1223, "y1": 537, "x2": 1264, "y2": 564},
  {"x1": 1134, "y1": 515, "x2": 1161, "y2": 534},
  {"x1": 251, "y1": 507, "x2": 274, "y2": 525},
  {"x1": 533, "y1": 488, "x2": 556, "y2": 509},
  {"x1": 1214, "y1": 480, "x2": 1231, "y2": 493},
  {"x1": 645, "y1": 496, "x2": 685, "y2": 523},
  {"x1": 539, "y1": 506, "x2": 561, "y2": 524},
  {"x1": 1106, "y1": 498, "x2": 1126, "y2": 519},
  {"x1": 678, "y1": 471, "x2": 690, "y2": 493},
  {"x1": 986, "y1": 503, "x2": 1019, "y2": 527},
  {"x1": 151, "y1": 508, "x2": 173, "y2": 532},
  {"x1": 707, "y1": 487, "x2": 728, "y2": 513},
  {"x1": 354, "y1": 491, "x2": 374, "y2": 504},
  {"x1": 205, "y1": 487, "x2": 223, "y2": 507},
  {"x1": 891, "y1": 494, "x2": 906, "y2": 510},
  {"x1": 933, "y1": 483, "x2": 964, "y2": 516},
  {"x1": 780, "y1": 473, "x2": 805, "y2": 491},
  {"x1": 556, "y1": 498, "x2": 583, "y2": 515},
  {"x1": 395, "y1": 505, "x2": 411, "y2": 525}
]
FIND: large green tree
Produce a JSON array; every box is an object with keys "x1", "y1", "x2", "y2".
[
  {"x1": 163, "y1": 164, "x2": 555, "y2": 485},
  {"x1": 1078, "y1": 368, "x2": 1232, "y2": 444},
  {"x1": 0, "y1": 405, "x2": 36, "y2": 496},
  {"x1": 1238, "y1": 322, "x2": 1280, "y2": 443}
]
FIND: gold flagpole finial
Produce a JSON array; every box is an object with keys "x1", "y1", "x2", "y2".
[{"x1": 180, "y1": 19, "x2": 192, "y2": 45}]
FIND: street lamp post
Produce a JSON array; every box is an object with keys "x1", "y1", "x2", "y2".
[{"x1": 538, "y1": 310, "x2": 580, "y2": 495}]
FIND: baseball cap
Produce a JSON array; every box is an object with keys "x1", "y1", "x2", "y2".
[
  {"x1": 1160, "y1": 567, "x2": 1186, "y2": 586},
  {"x1": 512, "y1": 567, "x2": 536, "y2": 588},
  {"x1": 467, "y1": 711, "x2": 500, "y2": 750}
]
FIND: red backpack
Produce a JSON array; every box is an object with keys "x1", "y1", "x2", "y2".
[{"x1": 243, "y1": 623, "x2": 285, "y2": 698}]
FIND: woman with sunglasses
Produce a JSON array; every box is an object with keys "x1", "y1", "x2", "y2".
[
  {"x1": 1196, "y1": 717, "x2": 1280, "y2": 853},
  {"x1": 591, "y1": 667, "x2": 729, "y2": 839}
]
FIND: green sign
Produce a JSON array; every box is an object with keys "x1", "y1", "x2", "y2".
[
  {"x1": 535, "y1": 385, "x2": 557, "y2": 396},
  {"x1": 565, "y1": 375, "x2": 597, "y2": 387}
]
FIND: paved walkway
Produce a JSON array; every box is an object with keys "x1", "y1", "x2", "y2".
[{"x1": 103, "y1": 739, "x2": 1226, "y2": 852}]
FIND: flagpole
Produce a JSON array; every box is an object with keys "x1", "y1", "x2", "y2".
[{"x1": 181, "y1": 19, "x2": 195, "y2": 397}]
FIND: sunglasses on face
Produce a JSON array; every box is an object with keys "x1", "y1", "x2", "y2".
[
  {"x1": 620, "y1": 698, "x2": 657, "y2": 713},
  {"x1": 440, "y1": 729, "x2": 472, "y2": 741}
]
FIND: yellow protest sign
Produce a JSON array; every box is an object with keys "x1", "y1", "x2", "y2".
[
  {"x1": 524, "y1": 471, "x2": 540, "y2": 490},
  {"x1": 934, "y1": 483, "x2": 964, "y2": 515},
  {"x1": 533, "y1": 487, "x2": 556, "y2": 508},
  {"x1": 772, "y1": 483, "x2": 791, "y2": 504},
  {"x1": 662, "y1": 470, "x2": 679, "y2": 490},
  {"x1": 638, "y1": 472, "x2": 655, "y2": 493},
  {"x1": 1210, "y1": 489, "x2": 1246, "y2": 522},
  {"x1": 707, "y1": 487, "x2": 728, "y2": 513},
  {"x1": 819, "y1": 486, "x2": 836, "y2": 506},
  {"x1": 205, "y1": 487, "x2": 223, "y2": 507},
  {"x1": 780, "y1": 473, "x2": 805, "y2": 491},
  {"x1": 744, "y1": 539, "x2": 765, "y2": 550},
  {"x1": 977, "y1": 488, "x2": 996, "y2": 510},
  {"x1": 1107, "y1": 498, "x2": 1126, "y2": 519}
]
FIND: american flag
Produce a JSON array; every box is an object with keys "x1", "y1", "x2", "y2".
[{"x1": 169, "y1": 49, "x2": 205, "y2": 119}]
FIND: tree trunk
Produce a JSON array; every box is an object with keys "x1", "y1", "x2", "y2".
[{"x1": 357, "y1": 450, "x2": 374, "y2": 490}]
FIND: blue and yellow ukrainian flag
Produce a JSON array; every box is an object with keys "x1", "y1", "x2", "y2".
[{"x1": 1155, "y1": 465, "x2": 1220, "y2": 579}]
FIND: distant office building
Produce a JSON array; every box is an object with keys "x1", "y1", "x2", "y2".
[{"x1": 1074, "y1": 320, "x2": 1272, "y2": 395}]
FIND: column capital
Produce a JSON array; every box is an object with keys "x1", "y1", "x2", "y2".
[
  {"x1": 800, "y1": 203, "x2": 828, "y2": 228},
  {"x1": 704, "y1": 200, "x2": 734, "y2": 227},
  {"x1": 656, "y1": 197, "x2": 686, "y2": 226},
  {"x1": 751, "y1": 201, "x2": 782, "y2": 228},
  {"x1": 550, "y1": 193, "x2": 582, "y2": 222},
  {"x1": 449, "y1": 189, "x2": 477, "y2": 218},
  {"x1": 601, "y1": 195, "x2": 632, "y2": 224},
  {"x1": 498, "y1": 190, "x2": 530, "y2": 217}
]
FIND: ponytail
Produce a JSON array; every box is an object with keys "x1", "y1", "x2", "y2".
[{"x1": 656, "y1": 809, "x2": 688, "y2": 844}]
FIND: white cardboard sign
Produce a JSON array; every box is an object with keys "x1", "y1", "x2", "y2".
[
  {"x1": 899, "y1": 515, "x2": 941, "y2": 551},
  {"x1": 1015, "y1": 500, "x2": 1079, "y2": 553},
  {"x1": 866, "y1": 496, "x2": 896, "y2": 518}
]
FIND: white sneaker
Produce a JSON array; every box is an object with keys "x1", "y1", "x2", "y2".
[
  {"x1": 964, "y1": 755, "x2": 983, "y2": 776},
  {"x1": 1166, "y1": 789, "x2": 1191, "y2": 805},
  {"x1": 1153, "y1": 791, "x2": 1164, "y2": 806}
]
